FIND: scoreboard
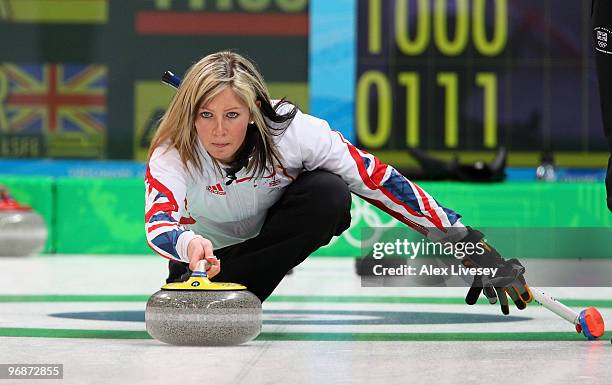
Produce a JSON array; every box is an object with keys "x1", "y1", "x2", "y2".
[{"x1": 356, "y1": 0, "x2": 605, "y2": 164}]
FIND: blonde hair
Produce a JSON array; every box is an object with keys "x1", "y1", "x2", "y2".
[{"x1": 149, "y1": 51, "x2": 296, "y2": 177}]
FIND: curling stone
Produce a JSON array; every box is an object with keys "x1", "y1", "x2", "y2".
[
  {"x1": 145, "y1": 260, "x2": 262, "y2": 346},
  {"x1": 0, "y1": 185, "x2": 48, "y2": 257}
]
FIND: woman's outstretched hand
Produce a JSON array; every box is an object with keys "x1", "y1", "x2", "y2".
[{"x1": 187, "y1": 236, "x2": 221, "y2": 279}]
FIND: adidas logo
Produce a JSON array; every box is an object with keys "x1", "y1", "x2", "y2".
[{"x1": 206, "y1": 183, "x2": 226, "y2": 195}]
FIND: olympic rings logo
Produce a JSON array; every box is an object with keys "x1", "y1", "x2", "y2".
[{"x1": 328, "y1": 198, "x2": 399, "y2": 249}]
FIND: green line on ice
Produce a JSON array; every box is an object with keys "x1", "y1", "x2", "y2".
[{"x1": 0, "y1": 328, "x2": 608, "y2": 341}]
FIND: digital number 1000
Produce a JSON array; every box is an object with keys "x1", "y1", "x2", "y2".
[{"x1": 368, "y1": 0, "x2": 508, "y2": 56}]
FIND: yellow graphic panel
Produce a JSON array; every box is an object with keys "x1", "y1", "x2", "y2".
[
  {"x1": 268, "y1": 82, "x2": 308, "y2": 113},
  {"x1": 133, "y1": 81, "x2": 175, "y2": 161},
  {"x1": 0, "y1": 0, "x2": 108, "y2": 24}
]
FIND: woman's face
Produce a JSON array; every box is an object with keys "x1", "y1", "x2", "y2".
[{"x1": 195, "y1": 87, "x2": 252, "y2": 163}]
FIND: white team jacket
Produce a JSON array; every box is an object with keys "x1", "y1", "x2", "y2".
[{"x1": 145, "y1": 107, "x2": 464, "y2": 263}]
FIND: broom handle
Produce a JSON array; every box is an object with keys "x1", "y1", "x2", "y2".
[{"x1": 531, "y1": 287, "x2": 579, "y2": 325}]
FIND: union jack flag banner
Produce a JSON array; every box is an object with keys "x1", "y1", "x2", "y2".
[{"x1": 0, "y1": 63, "x2": 107, "y2": 157}]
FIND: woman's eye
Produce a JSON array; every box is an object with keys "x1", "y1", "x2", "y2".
[
  {"x1": 200, "y1": 112, "x2": 212, "y2": 118},
  {"x1": 227, "y1": 112, "x2": 239, "y2": 119}
]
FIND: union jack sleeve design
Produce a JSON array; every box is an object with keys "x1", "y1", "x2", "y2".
[
  {"x1": 144, "y1": 146, "x2": 194, "y2": 262},
  {"x1": 295, "y1": 112, "x2": 463, "y2": 237}
]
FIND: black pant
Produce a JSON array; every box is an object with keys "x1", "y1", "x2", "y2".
[
  {"x1": 166, "y1": 170, "x2": 352, "y2": 302},
  {"x1": 593, "y1": 0, "x2": 612, "y2": 211}
]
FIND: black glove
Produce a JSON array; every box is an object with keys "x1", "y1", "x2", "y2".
[
  {"x1": 465, "y1": 258, "x2": 532, "y2": 315},
  {"x1": 460, "y1": 228, "x2": 533, "y2": 315}
]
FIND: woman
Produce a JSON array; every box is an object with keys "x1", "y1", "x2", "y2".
[{"x1": 145, "y1": 51, "x2": 531, "y2": 314}]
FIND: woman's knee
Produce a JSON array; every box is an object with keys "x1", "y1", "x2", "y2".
[
  {"x1": 295, "y1": 171, "x2": 352, "y2": 232},
  {"x1": 299, "y1": 171, "x2": 350, "y2": 208}
]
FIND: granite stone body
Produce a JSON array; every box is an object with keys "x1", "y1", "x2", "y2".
[
  {"x1": 0, "y1": 211, "x2": 48, "y2": 256},
  {"x1": 145, "y1": 289, "x2": 262, "y2": 346}
]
